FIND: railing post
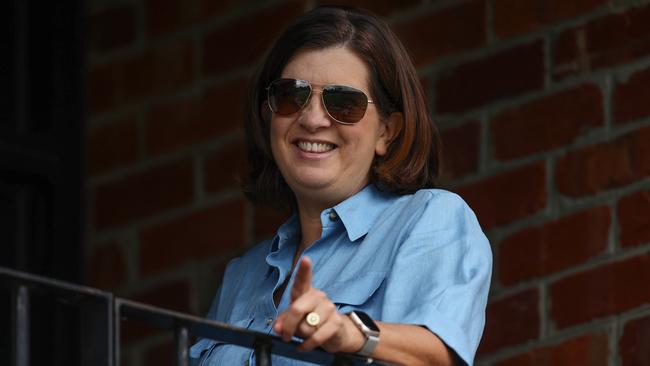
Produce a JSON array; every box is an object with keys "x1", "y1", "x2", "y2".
[
  {"x1": 80, "y1": 296, "x2": 114, "y2": 366},
  {"x1": 175, "y1": 326, "x2": 189, "y2": 366},
  {"x1": 13, "y1": 285, "x2": 30, "y2": 366},
  {"x1": 254, "y1": 340, "x2": 272, "y2": 366},
  {"x1": 114, "y1": 300, "x2": 121, "y2": 366}
]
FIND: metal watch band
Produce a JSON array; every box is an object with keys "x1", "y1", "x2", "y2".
[
  {"x1": 358, "y1": 333, "x2": 379, "y2": 357},
  {"x1": 347, "y1": 311, "x2": 380, "y2": 357}
]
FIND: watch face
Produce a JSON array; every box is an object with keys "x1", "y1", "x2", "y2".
[{"x1": 354, "y1": 311, "x2": 380, "y2": 332}]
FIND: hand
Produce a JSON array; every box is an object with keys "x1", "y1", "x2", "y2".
[{"x1": 273, "y1": 257, "x2": 365, "y2": 353}]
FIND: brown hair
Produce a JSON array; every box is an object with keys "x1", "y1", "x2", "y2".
[{"x1": 242, "y1": 6, "x2": 441, "y2": 211}]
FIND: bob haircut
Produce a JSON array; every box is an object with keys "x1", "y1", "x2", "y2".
[{"x1": 242, "y1": 6, "x2": 441, "y2": 211}]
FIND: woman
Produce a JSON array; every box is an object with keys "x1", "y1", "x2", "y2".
[{"x1": 191, "y1": 6, "x2": 491, "y2": 366}]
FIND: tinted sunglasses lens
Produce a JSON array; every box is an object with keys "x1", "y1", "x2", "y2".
[
  {"x1": 268, "y1": 79, "x2": 310, "y2": 115},
  {"x1": 322, "y1": 86, "x2": 368, "y2": 124}
]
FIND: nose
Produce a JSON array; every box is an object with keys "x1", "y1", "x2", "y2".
[{"x1": 298, "y1": 89, "x2": 332, "y2": 132}]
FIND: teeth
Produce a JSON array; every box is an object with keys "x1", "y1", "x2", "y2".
[{"x1": 297, "y1": 141, "x2": 335, "y2": 153}]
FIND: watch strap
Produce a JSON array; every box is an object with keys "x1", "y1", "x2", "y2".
[
  {"x1": 357, "y1": 333, "x2": 379, "y2": 357},
  {"x1": 347, "y1": 311, "x2": 379, "y2": 357}
]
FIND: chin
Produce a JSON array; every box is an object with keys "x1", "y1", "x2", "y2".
[{"x1": 292, "y1": 177, "x2": 334, "y2": 191}]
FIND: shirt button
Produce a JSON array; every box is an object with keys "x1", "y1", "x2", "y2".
[
  {"x1": 266, "y1": 317, "x2": 274, "y2": 326},
  {"x1": 329, "y1": 211, "x2": 338, "y2": 221}
]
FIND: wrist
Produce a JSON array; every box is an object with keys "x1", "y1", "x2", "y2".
[
  {"x1": 344, "y1": 314, "x2": 367, "y2": 353},
  {"x1": 345, "y1": 311, "x2": 380, "y2": 357}
]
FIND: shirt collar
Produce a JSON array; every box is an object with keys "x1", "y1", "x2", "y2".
[
  {"x1": 332, "y1": 184, "x2": 397, "y2": 242},
  {"x1": 272, "y1": 214, "x2": 299, "y2": 251},
  {"x1": 269, "y1": 184, "x2": 397, "y2": 250}
]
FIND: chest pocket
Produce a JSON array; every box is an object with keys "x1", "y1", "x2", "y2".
[{"x1": 321, "y1": 272, "x2": 385, "y2": 313}]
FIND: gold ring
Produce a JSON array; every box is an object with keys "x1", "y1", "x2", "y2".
[{"x1": 305, "y1": 312, "x2": 320, "y2": 328}]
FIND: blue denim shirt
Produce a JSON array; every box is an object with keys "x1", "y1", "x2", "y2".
[{"x1": 190, "y1": 185, "x2": 492, "y2": 366}]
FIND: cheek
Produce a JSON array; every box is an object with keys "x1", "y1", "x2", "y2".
[
  {"x1": 269, "y1": 118, "x2": 291, "y2": 162},
  {"x1": 343, "y1": 122, "x2": 382, "y2": 155}
]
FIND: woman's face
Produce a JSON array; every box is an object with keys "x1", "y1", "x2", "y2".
[{"x1": 269, "y1": 46, "x2": 392, "y2": 209}]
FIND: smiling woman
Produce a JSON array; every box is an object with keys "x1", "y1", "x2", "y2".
[
  {"x1": 191, "y1": 6, "x2": 492, "y2": 366},
  {"x1": 270, "y1": 47, "x2": 393, "y2": 212}
]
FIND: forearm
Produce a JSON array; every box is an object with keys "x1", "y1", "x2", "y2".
[{"x1": 370, "y1": 322, "x2": 458, "y2": 366}]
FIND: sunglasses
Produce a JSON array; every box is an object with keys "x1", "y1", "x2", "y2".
[{"x1": 266, "y1": 78, "x2": 374, "y2": 125}]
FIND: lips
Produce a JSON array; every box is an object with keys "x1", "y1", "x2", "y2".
[{"x1": 295, "y1": 140, "x2": 336, "y2": 153}]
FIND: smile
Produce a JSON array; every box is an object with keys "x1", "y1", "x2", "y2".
[{"x1": 296, "y1": 140, "x2": 336, "y2": 153}]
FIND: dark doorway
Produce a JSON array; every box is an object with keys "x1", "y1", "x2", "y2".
[{"x1": 2, "y1": 0, "x2": 85, "y2": 364}]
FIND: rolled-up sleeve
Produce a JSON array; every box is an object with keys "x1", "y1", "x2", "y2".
[{"x1": 381, "y1": 193, "x2": 492, "y2": 365}]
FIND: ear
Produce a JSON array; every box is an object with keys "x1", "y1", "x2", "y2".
[{"x1": 375, "y1": 112, "x2": 403, "y2": 156}]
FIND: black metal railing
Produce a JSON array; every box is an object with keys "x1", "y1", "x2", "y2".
[{"x1": 0, "y1": 266, "x2": 397, "y2": 366}]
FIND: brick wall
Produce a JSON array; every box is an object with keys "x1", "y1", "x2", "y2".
[{"x1": 84, "y1": 0, "x2": 650, "y2": 365}]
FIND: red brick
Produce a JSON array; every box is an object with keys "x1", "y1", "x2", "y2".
[
  {"x1": 204, "y1": 141, "x2": 246, "y2": 193},
  {"x1": 143, "y1": 340, "x2": 174, "y2": 366},
  {"x1": 202, "y1": 1, "x2": 303, "y2": 75},
  {"x1": 614, "y1": 66, "x2": 650, "y2": 124},
  {"x1": 620, "y1": 314, "x2": 650, "y2": 366},
  {"x1": 254, "y1": 206, "x2": 290, "y2": 240},
  {"x1": 139, "y1": 200, "x2": 245, "y2": 276},
  {"x1": 478, "y1": 288, "x2": 540, "y2": 355},
  {"x1": 499, "y1": 206, "x2": 610, "y2": 286},
  {"x1": 394, "y1": 0, "x2": 486, "y2": 66},
  {"x1": 87, "y1": 64, "x2": 117, "y2": 114},
  {"x1": 145, "y1": 0, "x2": 199, "y2": 37},
  {"x1": 135, "y1": 280, "x2": 193, "y2": 312},
  {"x1": 87, "y1": 5, "x2": 136, "y2": 53},
  {"x1": 93, "y1": 159, "x2": 194, "y2": 230},
  {"x1": 553, "y1": 4, "x2": 650, "y2": 80},
  {"x1": 86, "y1": 241, "x2": 128, "y2": 290},
  {"x1": 555, "y1": 125, "x2": 650, "y2": 197},
  {"x1": 550, "y1": 254, "x2": 650, "y2": 329},
  {"x1": 618, "y1": 190, "x2": 650, "y2": 248},
  {"x1": 87, "y1": 116, "x2": 139, "y2": 176},
  {"x1": 144, "y1": 78, "x2": 247, "y2": 156},
  {"x1": 88, "y1": 39, "x2": 195, "y2": 115},
  {"x1": 316, "y1": 0, "x2": 420, "y2": 16},
  {"x1": 493, "y1": 0, "x2": 606, "y2": 39},
  {"x1": 436, "y1": 40, "x2": 544, "y2": 114},
  {"x1": 491, "y1": 84, "x2": 603, "y2": 160},
  {"x1": 419, "y1": 75, "x2": 432, "y2": 96},
  {"x1": 200, "y1": 0, "x2": 254, "y2": 22},
  {"x1": 144, "y1": 0, "x2": 248, "y2": 37},
  {"x1": 121, "y1": 280, "x2": 192, "y2": 343},
  {"x1": 456, "y1": 162, "x2": 547, "y2": 229},
  {"x1": 120, "y1": 318, "x2": 160, "y2": 346},
  {"x1": 440, "y1": 121, "x2": 481, "y2": 180},
  {"x1": 493, "y1": 333, "x2": 609, "y2": 366}
]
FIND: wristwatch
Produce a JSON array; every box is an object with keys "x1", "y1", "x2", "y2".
[{"x1": 347, "y1": 311, "x2": 380, "y2": 357}]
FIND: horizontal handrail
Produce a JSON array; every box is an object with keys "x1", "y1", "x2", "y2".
[
  {"x1": 0, "y1": 266, "x2": 113, "y2": 301},
  {"x1": 0, "y1": 266, "x2": 114, "y2": 366},
  {"x1": 0, "y1": 267, "x2": 399, "y2": 366}
]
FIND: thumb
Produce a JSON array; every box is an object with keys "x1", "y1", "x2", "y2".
[{"x1": 291, "y1": 256, "x2": 313, "y2": 302}]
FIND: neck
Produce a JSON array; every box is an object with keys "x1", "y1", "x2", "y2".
[
  {"x1": 295, "y1": 199, "x2": 325, "y2": 255},
  {"x1": 291, "y1": 184, "x2": 368, "y2": 257}
]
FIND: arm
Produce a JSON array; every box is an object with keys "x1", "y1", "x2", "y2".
[
  {"x1": 373, "y1": 322, "x2": 458, "y2": 366},
  {"x1": 275, "y1": 194, "x2": 492, "y2": 365},
  {"x1": 274, "y1": 257, "x2": 459, "y2": 365}
]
